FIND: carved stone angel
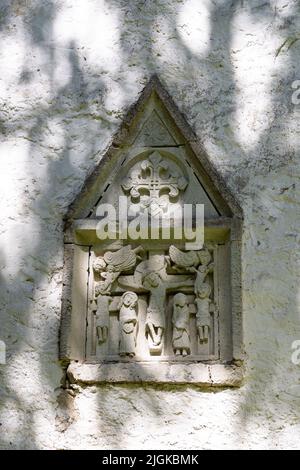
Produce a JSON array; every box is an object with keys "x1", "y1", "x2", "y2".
[
  {"x1": 168, "y1": 245, "x2": 201, "y2": 271},
  {"x1": 168, "y1": 245, "x2": 212, "y2": 272},
  {"x1": 93, "y1": 245, "x2": 142, "y2": 346},
  {"x1": 168, "y1": 245, "x2": 214, "y2": 294},
  {"x1": 93, "y1": 245, "x2": 143, "y2": 295}
]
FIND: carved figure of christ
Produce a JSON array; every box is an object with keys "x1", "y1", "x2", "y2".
[{"x1": 118, "y1": 254, "x2": 194, "y2": 353}]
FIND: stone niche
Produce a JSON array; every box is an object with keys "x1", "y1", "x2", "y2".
[{"x1": 61, "y1": 77, "x2": 243, "y2": 386}]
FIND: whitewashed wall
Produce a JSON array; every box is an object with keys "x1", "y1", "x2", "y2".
[{"x1": 0, "y1": 0, "x2": 300, "y2": 449}]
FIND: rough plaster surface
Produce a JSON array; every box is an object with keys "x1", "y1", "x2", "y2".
[{"x1": 0, "y1": 0, "x2": 300, "y2": 450}]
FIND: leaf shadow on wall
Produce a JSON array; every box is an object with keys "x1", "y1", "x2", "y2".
[
  {"x1": 0, "y1": 0, "x2": 108, "y2": 449},
  {"x1": 0, "y1": 0, "x2": 300, "y2": 449},
  {"x1": 105, "y1": 0, "x2": 300, "y2": 447}
]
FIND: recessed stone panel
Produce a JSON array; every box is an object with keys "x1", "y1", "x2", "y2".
[{"x1": 60, "y1": 77, "x2": 243, "y2": 385}]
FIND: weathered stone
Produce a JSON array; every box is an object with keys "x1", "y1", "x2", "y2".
[
  {"x1": 67, "y1": 361, "x2": 243, "y2": 387},
  {"x1": 60, "y1": 80, "x2": 242, "y2": 384},
  {"x1": 0, "y1": 0, "x2": 300, "y2": 450}
]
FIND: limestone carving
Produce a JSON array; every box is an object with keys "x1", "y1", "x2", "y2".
[
  {"x1": 192, "y1": 262, "x2": 214, "y2": 297},
  {"x1": 93, "y1": 245, "x2": 142, "y2": 347},
  {"x1": 135, "y1": 110, "x2": 177, "y2": 146},
  {"x1": 118, "y1": 255, "x2": 194, "y2": 353},
  {"x1": 95, "y1": 295, "x2": 111, "y2": 344},
  {"x1": 168, "y1": 245, "x2": 212, "y2": 273},
  {"x1": 118, "y1": 292, "x2": 139, "y2": 357},
  {"x1": 62, "y1": 80, "x2": 241, "y2": 379},
  {"x1": 93, "y1": 245, "x2": 143, "y2": 295},
  {"x1": 168, "y1": 245, "x2": 214, "y2": 294},
  {"x1": 168, "y1": 244, "x2": 200, "y2": 271},
  {"x1": 168, "y1": 245, "x2": 215, "y2": 346},
  {"x1": 122, "y1": 152, "x2": 187, "y2": 215},
  {"x1": 195, "y1": 283, "x2": 216, "y2": 343},
  {"x1": 172, "y1": 293, "x2": 190, "y2": 356},
  {"x1": 91, "y1": 243, "x2": 216, "y2": 358}
]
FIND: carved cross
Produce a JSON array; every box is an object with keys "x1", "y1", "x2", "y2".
[
  {"x1": 117, "y1": 251, "x2": 194, "y2": 295},
  {"x1": 122, "y1": 152, "x2": 187, "y2": 213}
]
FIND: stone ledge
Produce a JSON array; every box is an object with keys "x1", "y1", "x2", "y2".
[{"x1": 67, "y1": 361, "x2": 244, "y2": 387}]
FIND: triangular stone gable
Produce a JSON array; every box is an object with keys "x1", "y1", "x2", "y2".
[{"x1": 65, "y1": 75, "x2": 242, "y2": 227}]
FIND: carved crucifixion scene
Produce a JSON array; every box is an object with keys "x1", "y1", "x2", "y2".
[
  {"x1": 121, "y1": 151, "x2": 188, "y2": 217},
  {"x1": 87, "y1": 243, "x2": 218, "y2": 361}
]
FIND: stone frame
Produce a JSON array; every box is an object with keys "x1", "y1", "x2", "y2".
[{"x1": 60, "y1": 76, "x2": 243, "y2": 387}]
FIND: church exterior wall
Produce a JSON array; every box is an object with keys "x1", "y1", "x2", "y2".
[{"x1": 0, "y1": 0, "x2": 299, "y2": 449}]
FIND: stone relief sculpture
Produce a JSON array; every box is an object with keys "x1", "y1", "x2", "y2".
[
  {"x1": 195, "y1": 283, "x2": 217, "y2": 343},
  {"x1": 191, "y1": 250, "x2": 215, "y2": 344},
  {"x1": 142, "y1": 271, "x2": 167, "y2": 353},
  {"x1": 168, "y1": 244, "x2": 215, "y2": 344},
  {"x1": 93, "y1": 245, "x2": 143, "y2": 295},
  {"x1": 118, "y1": 291, "x2": 139, "y2": 357},
  {"x1": 172, "y1": 293, "x2": 190, "y2": 356},
  {"x1": 95, "y1": 295, "x2": 111, "y2": 344},
  {"x1": 61, "y1": 82, "x2": 242, "y2": 384},
  {"x1": 143, "y1": 270, "x2": 193, "y2": 353},
  {"x1": 192, "y1": 250, "x2": 214, "y2": 298},
  {"x1": 118, "y1": 255, "x2": 194, "y2": 353},
  {"x1": 92, "y1": 245, "x2": 142, "y2": 348},
  {"x1": 91, "y1": 242, "x2": 216, "y2": 359},
  {"x1": 168, "y1": 244, "x2": 202, "y2": 270}
]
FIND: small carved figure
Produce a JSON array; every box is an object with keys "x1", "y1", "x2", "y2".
[
  {"x1": 168, "y1": 244, "x2": 214, "y2": 302},
  {"x1": 122, "y1": 152, "x2": 188, "y2": 213},
  {"x1": 143, "y1": 270, "x2": 194, "y2": 352},
  {"x1": 195, "y1": 283, "x2": 215, "y2": 343},
  {"x1": 143, "y1": 271, "x2": 166, "y2": 350},
  {"x1": 95, "y1": 295, "x2": 111, "y2": 344},
  {"x1": 94, "y1": 265, "x2": 120, "y2": 296},
  {"x1": 118, "y1": 291, "x2": 139, "y2": 357},
  {"x1": 172, "y1": 293, "x2": 190, "y2": 356},
  {"x1": 190, "y1": 262, "x2": 214, "y2": 297}
]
